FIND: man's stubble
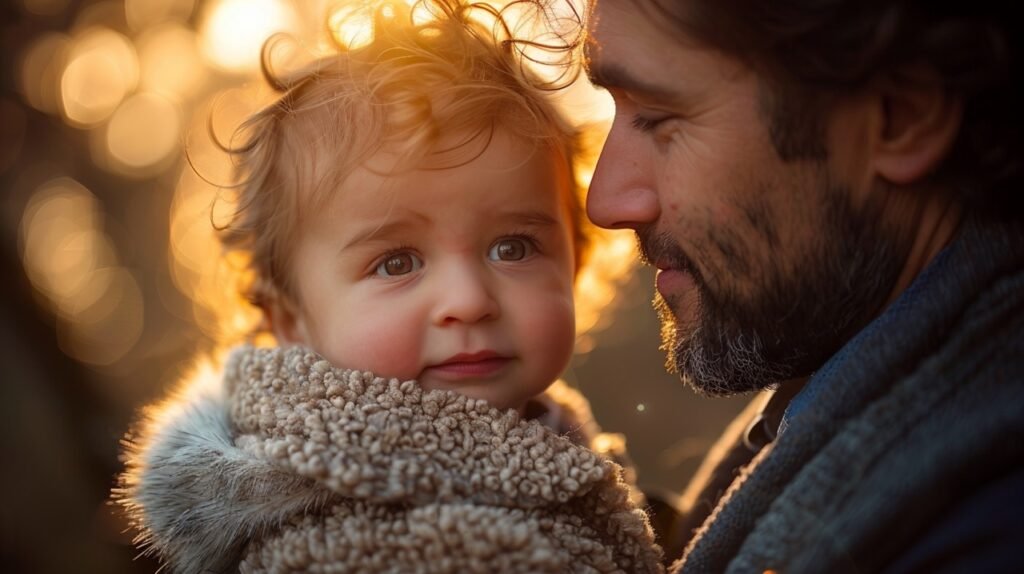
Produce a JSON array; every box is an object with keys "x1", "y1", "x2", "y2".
[{"x1": 646, "y1": 175, "x2": 906, "y2": 396}]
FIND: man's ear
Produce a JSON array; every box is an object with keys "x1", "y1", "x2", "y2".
[
  {"x1": 871, "y1": 68, "x2": 963, "y2": 185},
  {"x1": 264, "y1": 296, "x2": 309, "y2": 347}
]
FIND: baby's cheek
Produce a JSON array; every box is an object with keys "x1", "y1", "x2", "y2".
[
  {"x1": 524, "y1": 295, "x2": 576, "y2": 372},
  {"x1": 325, "y1": 325, "x2": 424, "y2": 381}
]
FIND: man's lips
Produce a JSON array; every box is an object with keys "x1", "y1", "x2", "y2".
[
  {"x1": 653, "y1": 257, "x2": 676, "y2": 272},
  {"x1": 656, "y1": 267, "x2": 695, "y2": 299},
  {"x1": 425, "y1": 351, "x2": 512, "y2": 378}
]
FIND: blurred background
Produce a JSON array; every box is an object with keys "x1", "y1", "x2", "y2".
[{"x1": 0, "y1": 0, "x2": 747, "y2": 571}]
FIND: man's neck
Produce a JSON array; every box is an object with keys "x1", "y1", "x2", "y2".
[
  {"x1": 883, "y1": 189, "x2": 964, "y2": 308},
  {"x1": 775, "y1": 191, "x2": 963, "y2": 421}
]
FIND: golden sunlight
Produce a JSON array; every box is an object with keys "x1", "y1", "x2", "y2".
[
  {"x1": 199, "y1": 0, "x2": 300, "y2": 73},
  {"x1": 574, "y1": 230, "x2": 637, "y2": 352},
  {"x1": 328, "y1": 5, "x2": 376, "y2": 50},
  {"x1": 167, "y1": 87, "x2": 270, "y2": 342},
  {"x1": 328, "y1": 0, "x2": 437, "y2": 50}
]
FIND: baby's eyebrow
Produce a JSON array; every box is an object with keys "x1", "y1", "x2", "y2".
[
  {"x1": 338, "y1": 210, "x2": 559, "y2": 253},
  {"x1": 340, "y1": 215, "x2": 427, "y2": 251},
  {"x1": 502, "y1": 210, "x2": 560, "y2": 228}
]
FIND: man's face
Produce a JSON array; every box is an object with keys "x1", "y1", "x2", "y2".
[{"x1": 585, "y1": 0, "x2": 906, "y2": 395}]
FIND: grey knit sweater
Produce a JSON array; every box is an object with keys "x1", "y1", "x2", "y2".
[
  {"x1": 117, "y1": 346, "x2": 664, "y2": 573},
  {"x1": 676, "y1": 219, "x2": 1024, "y2": 573}
]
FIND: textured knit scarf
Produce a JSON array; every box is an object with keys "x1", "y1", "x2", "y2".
[
  {"x1": 677, "y1": 218, "x2": 1024, "y2": 573},
  {"x1": 117, "y1": 346, "x2": 664, "y2": 573}
]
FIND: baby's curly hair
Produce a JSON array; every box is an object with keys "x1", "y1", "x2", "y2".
[{"x1": 214, "y1": 0, "x2": 590, "y2": 324}]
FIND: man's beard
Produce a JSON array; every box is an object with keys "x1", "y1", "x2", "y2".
[{"x1": 644, "y1": 182, "x2": 906, "y2": 397}]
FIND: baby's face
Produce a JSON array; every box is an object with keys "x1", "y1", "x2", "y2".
[{"x1": 276, "y1": 130, "x2": 577, "y2": 412}]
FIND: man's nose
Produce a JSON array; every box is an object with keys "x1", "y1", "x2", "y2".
[
  {"x1": 586, "y1": 121, "x2": 660, "y2": 230},
  {"x1": 432, "y1": 263, "x2": 500, "y2": 326}
]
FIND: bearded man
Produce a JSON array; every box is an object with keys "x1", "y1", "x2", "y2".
[{"x1": 578, "y1": 0, "x2": 1024, "y2": 571}]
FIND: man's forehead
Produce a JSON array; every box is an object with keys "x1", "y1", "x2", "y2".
[
  {"x1": 584, "y1": 1, "x2": 749, "y2": 101},
  {"x1": 585, "y1": 0, "x2": 704, "y2": 57},
  {"x1": 583, "y1": 3, "x2": 687, "y2": 101}
]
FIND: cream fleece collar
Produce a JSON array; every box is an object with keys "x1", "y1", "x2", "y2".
[{"x1": 117, "y1": 345, "x2": 663, "y2": 573}]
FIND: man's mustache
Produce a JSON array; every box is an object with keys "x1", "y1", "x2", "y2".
[{"x1": 635, "y1": 227, "x2": 699, "y2": 279}]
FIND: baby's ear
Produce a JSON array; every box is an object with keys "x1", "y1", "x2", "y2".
[{"x1": 265, "y1": 297, "x2": 309, "y2": 346}]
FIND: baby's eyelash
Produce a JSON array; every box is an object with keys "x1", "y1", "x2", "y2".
[
  {"x1": 369, "y1": 244, "x2": 416, "y2": 271},
  {"x1": 376, "y1": 244, "x2": 415, "y2": 260},
  {"x1": 504, "y1": 231, "x2": 542, "y2": 251}
]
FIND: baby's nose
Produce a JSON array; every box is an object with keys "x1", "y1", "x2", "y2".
[{"x1": 432, "y1": 266, "x2": 500, "y2": 326}]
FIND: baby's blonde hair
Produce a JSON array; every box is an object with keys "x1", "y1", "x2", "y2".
[{"x1": 215, "y1": 0, "x2": 590, "y2": 322}]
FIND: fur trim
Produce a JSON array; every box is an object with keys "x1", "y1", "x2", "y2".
[{"x1": 114, "y1": 361, "x2": 336, "y2": 573}]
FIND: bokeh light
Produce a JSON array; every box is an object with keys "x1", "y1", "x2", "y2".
[
  {"x1": 21, "y1": 0, "x2": 71, "y2": 17},
  {"x1": 104, "y1": 92, "x2": 182, "y2": 173},
  {"x1": 125, "y1": 0, "x2": 196, "y2": 32},
  {"x1": 199, "y1": 0, "x2": 301, "y2": 73},
  {"x1": 57, "y1": 266, "x2": 145, "y2": 366},
  {"x1": 20, "y1": 177, "x2": 113, "y2": 314},
  {"x1": 137, "y1": 24, "x2": 207, "y2": 100},
  {"x1": 18, "y1": 32, "x2": 70, "y2": 115},
  {"x1": 60, "y1": 27, "x2": 139, "y2": 128},
  {"x1": 72, "y1": 0, "x2": 131, "y2": 32},
  {"x1": 18, "y1": 177, "x2": 145, "y2": 365},
  {"x1": 329, "y1": 5, "x2": 376, "y2": 50}
]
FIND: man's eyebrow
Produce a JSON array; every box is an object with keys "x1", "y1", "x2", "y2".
[
  {"x1": 584, "y1": 48, "x2": 677, "y2": 100},
  {"x1": 585, "y1": 40, "x2": 671, "y2": 95}
]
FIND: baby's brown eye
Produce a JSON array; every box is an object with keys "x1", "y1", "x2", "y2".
[
  {"x1": 375, "y1": 252, "x2": 422, "y2": 276},
  {"x1": 488, "y1": 238, "x2": 532, "y2": 261}
]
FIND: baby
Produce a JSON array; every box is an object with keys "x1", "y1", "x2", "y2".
[{"x1": 117, "y1": 1, "x2": 662, "y2": 572}]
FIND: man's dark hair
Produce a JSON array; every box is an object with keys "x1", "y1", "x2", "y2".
[{"x1": 635, "y1": 0, "x2": 1022, "y2": 215}]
